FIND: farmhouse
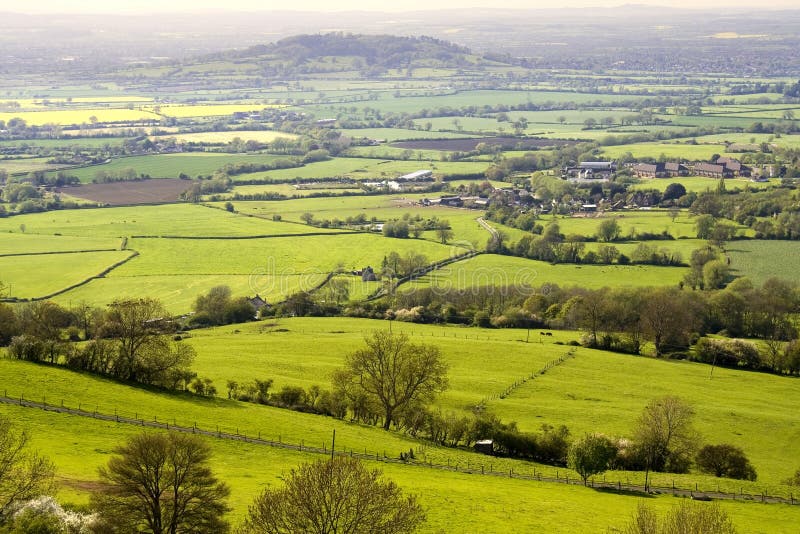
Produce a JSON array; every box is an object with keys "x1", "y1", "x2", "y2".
[
  {"x1": 360, "y1": 266, "x2": 378, "y2": 281},
  {"x1": 563, "y1": 161, "x2": 616, "y2": 180},
  {"x1": 248, "y1": 295, "x2": 269, "y2": 312}
]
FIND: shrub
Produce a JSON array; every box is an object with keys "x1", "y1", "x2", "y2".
[
  {"x1": 696, "y1": 444, "x2": 757, "y2": 480},
  {"x1": 693, "y1": 338, "x2": 761, "y2": 369}
]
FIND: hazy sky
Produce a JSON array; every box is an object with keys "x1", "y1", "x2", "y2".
[{"x1": 3, "y1": 0, "x2": 799, "y2": 13}]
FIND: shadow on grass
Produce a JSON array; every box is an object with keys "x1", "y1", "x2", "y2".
[{"x1": 594, "y1": 487, "x2": 655, "y2": 498}]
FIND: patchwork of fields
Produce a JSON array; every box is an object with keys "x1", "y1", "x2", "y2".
[{"x1": 3, "y1": 41, "x2": 800, "y2": 533}]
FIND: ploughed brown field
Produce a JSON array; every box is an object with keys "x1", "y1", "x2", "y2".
[
  {"x1": 390, "y1": 136, "x2": 575, "y2": 151},
  {"x1": 58, "y1": 179, "x2": 191, "y2": 205}
]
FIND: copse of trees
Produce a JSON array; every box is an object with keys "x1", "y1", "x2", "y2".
[
  {"x1": 2, "y1": 298, "x2": 215, "y2": 394},
  {"x1": 191, "y1": 285, "x2": 255, "y2": 327},
  {"x1": 384, "y1": 276, "x2": 800, "y2": 374}
]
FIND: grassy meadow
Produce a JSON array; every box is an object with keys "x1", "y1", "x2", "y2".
[
  {"x1": 3, "y1": 315, "x2": 800, "y2": 531},
  {"x1": 5, "y1": 404, "x2": 799, "y2": 533},
  {"x1": 60, "y1": 153, "x2": 291, "y2": 183}
]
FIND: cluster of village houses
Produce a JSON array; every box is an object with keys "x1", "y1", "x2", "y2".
[{"x1": 563, "y1": 157, "x2": 768, "y2": 181}]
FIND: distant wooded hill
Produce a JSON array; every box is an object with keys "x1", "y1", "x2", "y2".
[{"x1": 204, "y1": 33, "x2": 502, "y2": 73}]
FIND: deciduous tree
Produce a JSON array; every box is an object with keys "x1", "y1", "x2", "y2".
[
  {"x1": 334, "y1": 331, "x2": 448, "y2": 430},
  {"x1": 92, "y1": 432, "x2": 230, "y2": 534},
  {"x1": 622, "y1": 501, "x2": 736, "y2": 534},
  {"x1": 0, "y1": 416, "x2": 56, "y2": 524},
  {"x1": 568, "y1": 433, "x2": 617, "y2": 485},
  {"x1": 240, "y1": 457, "x2": 425, "y2": 534},
  {"x1": 632, "y1": 396, "x2": 700, "y2": 491}
]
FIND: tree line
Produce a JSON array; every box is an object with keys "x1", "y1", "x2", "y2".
[{"x1": 0, "y1": 298, "x2": 217, "y2": 395}]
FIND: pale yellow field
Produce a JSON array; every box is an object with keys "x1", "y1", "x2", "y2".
[
  {"x1": 150, "y1": 104, "x2": 285, "y2": 118},
  {"x1": 0, "y1": 109, "x2": 160, "y2": 126},
  {"x1": 152, "y1": 130, "x2": 298, "y2": 144}
]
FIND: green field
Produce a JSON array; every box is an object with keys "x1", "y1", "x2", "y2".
[
  {"x1": 0, "y1": 233, "x2": 121, "y2": 255},
  {"x1": 228, "y1": 157, "x2": 489, "y2": 182},
  {"x1": 629, "y1": 176, "x2": 772, "y2": 193},
  {"x1": 406, "y1": 254, "x2": 688, "y2": 290},
  {"x1": 149, "y1": 104, "x2": 283, "y2": 118},
  {"x1": 6, "y1": 38, "x2": 800, "y2": 534},
  {"x1": 152, "y1": 131, "x2": 298, "y2": 144},
  {"x1": 339, "y1": 128, "x2": 473, "y2": 141},
  {"x1": 5, "y1": 405, "x2": 799, "y2": 533},
  {"x1": 0, "y1": 204, "x2": 336, "y2": 238},
  {"x1": 727, "y1": 240, "x2": 800, "y2": 284},
  {"x1": 0, "y1": 156, "x2": 65, "y2": 174},
  {"x1": 228, "y1": 183, "x2": 366, "y2": 198},
  {"x1": 0, "y1": 250, "x2": 132, "y2": 299},
  {"x1": 58, "y1": 153, "x2": 291, "y2": 183},
  {"x1": 600, "y1": 142, "x2": 736, "y2": 160},
  {"x1": 51, "y1": 273, "x2": 322, "y2": 313},
  {"x1": 3, "y1": 316, "x2": 800, "y2": 531}
]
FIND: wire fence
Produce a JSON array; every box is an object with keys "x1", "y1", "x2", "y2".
[
  {"x1": 1, "y1": 392, "x2": 797, "y2": 506},
  {"x1": 484, "y1": 347, "x2": 577, "y2": 402}
]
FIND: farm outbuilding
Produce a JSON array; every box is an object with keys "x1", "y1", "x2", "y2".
[
  {"x1": 398, "y1": 170, "x2": 433, "y2": 181},
  {"x1": 474, "y1": 439, "x2": 494, "y2": 455}
]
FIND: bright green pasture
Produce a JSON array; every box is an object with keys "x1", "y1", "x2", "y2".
[
  {"x1": 0, "y1": 204, "x2": 333, "y2": 238},
  {"x1": 0, "y1": 108, "x2": 160, "y2": 126},
  {"x1": 186, "y1": 318, "x2": 561, "y2": 414},
  {"x1": 599, "y1": 142, "x2": 735, "y2": 160},
  {"x1": 0, "y1": 355, "x2": 553, "y2": 485},
  {"x1": 226, "y1": 197, "x2": 499, "y2": 248},
  {"x1": 228, "y1": 183, "x2": 365, "y2": 198},
  {"x1": 152, "y1": 131, "x2": 298, "y2": 144},
  {"x1": 149, "y1": 104, "x2": 282, "y2": 118},
  {"x1": 0, "y1": 250, "x2": 132, "y2": 299},
  {"x1": 492, "y1": 346, "x2": 800, "y2": 488},
  {"x1": 339, "y1": 128, "x2": 472, "y2": 141},
  {"x1": 405, "y1": 254, "x2": 687, "y2": 290},
  {"x1": 686, "y1": 132, "x2": 800, "y2": 149},
  {"x1": 345, "y1": 145, "x2": 449, "y2": 161},
  {"x1": 60, "y1": 153, "x2": 289, "y2": 183},
  {"x1": 114, "y1": 234, "x2": 454, "y2": 277},
  {"x1": 727, "y1": 240, "x2": 800, "y2": 284},
  {"x1": 332, "y1": 89, "x2": 645, "y2": 115},
  {"x1": 536, "y1": 212, "x2": 752, "y2": 240},
  {"x1": 52, "y1": 274, "x2": 321, "y2": 313},
  {"x1": 538, "y1": 211, "x2": 703, "y2": 239},
  {"x1": 0, "y1": 157, "x2": 64, "y2": 174},
  {"x1": 4, "y1": 405, "x2": 797, "y2": 533},
  {"x1": 629, "y1": 177, "x2": 772, "y2": 193},
  {"x1": 0, "y1": 233, "x2": 121, "y2": 255},
  {"x1": 229, "y1": 157, "x2": 488, "y2": 182},
  {"x1": 0, "y1": 137, "x2": 127, "y2": 149}
]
